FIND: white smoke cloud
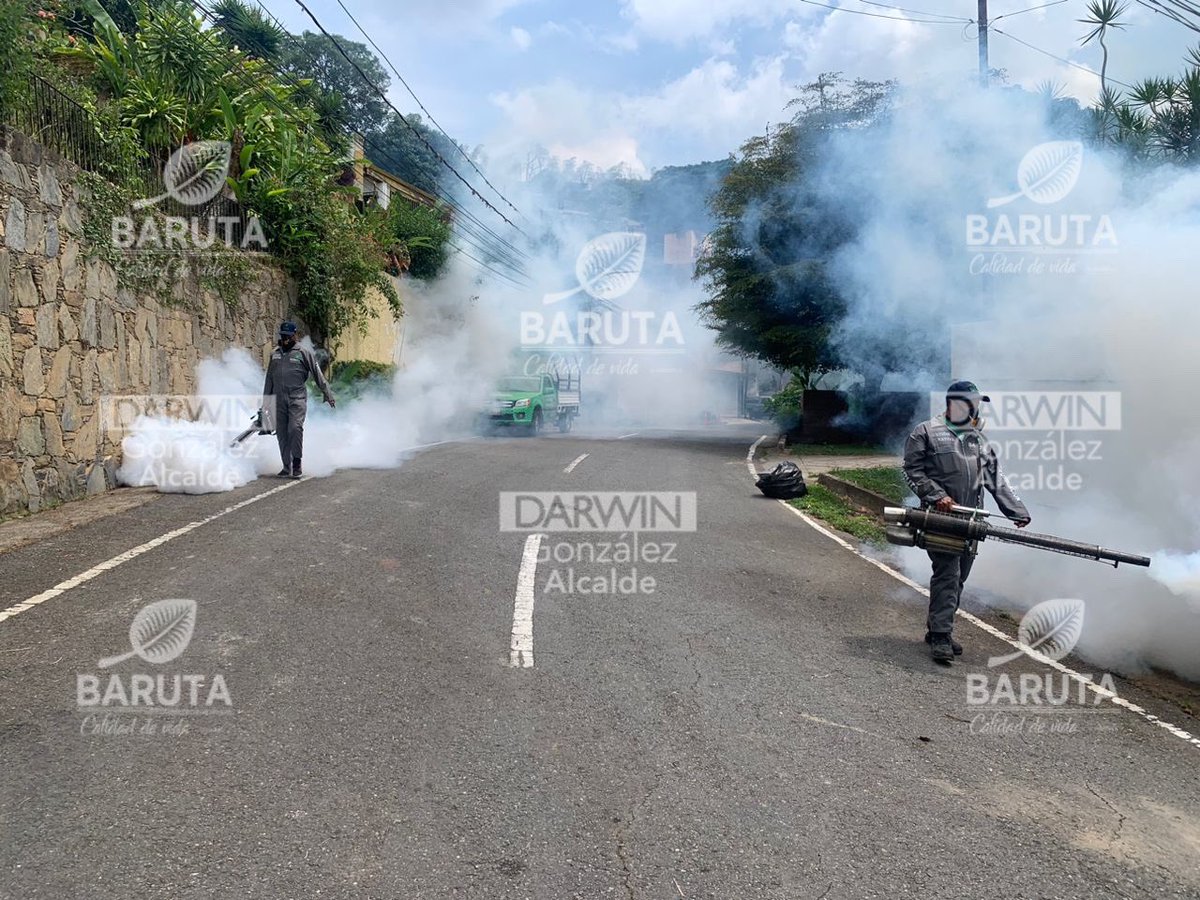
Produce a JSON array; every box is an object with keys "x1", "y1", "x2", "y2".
[
  {"x1": 810, "y1": 82, "x2": 1200, "y2": 679},
  {"x1": 115, "y1": 225, "x2": 735, "y2": 500},
  {"x1": 117, "y1": 262, "x2": 512, "y2": 492}
]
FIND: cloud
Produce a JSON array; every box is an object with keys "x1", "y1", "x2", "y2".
[
  {"x1": 629, "y1": 55, "x2": 794, "y2": 149},
  {"x1": 396, "y1": 0, "x2": 533, "y2": 22},
  {"x1": 490, "y1": 79, "x2": 646, "y2": 172},
  {"x1": 619, "y1": 0, "x2": 799, "y2": 43},
  {"x1": 489, "y1": 53, "x2": 800, "y2": 174},
  {"x1": 511, "y1": 26, "x2": 532, "y2": 51}
]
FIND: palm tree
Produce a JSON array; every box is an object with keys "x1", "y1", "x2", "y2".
[
  {"x1": 1079, "y1": 0, "x2": 1129, "y2": 97},
  {"x1": 210, "y1": 0, "x2": 285, "y2": 61}
]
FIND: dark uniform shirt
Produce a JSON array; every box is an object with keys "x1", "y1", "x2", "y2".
[
  {"x1": 263, "y1": 345, "x2": 334, "y2": 402},
  {"x1": 903, "y1": 417, "x2": 1029, "y2": 521}
]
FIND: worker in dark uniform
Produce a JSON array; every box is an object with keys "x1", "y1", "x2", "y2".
[
  {"x1": 262, "y1": 322, "x2": 335, "y2": 479},
  {"x1": 903, "y1": 381, "x2": 1030, "y2": 662}
]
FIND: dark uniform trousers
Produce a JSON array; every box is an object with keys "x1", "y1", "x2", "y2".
[{"x1": 927, "y1": 546, "x2": 975, "y2": 635}]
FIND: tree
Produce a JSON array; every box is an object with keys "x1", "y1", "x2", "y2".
[
  {"x1": 1088, "y1": 46, "x2": 1200, "y2": 162},
  {"x1": 282, "y1": 32, "x2": 391, "y2": 136},
  {"x1": 1079, "y1": 0, "x2": 1129, "y2": 97},
  {"x1": 369, "y1": 112, "x2": 464, "y2": 195},
  {"x1": 695, "y1": 74, "x2": 894, "y2": 383}
]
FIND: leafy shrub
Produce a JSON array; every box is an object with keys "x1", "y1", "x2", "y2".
[{"x1": 762, "y1": 375, "x2": 805, "y2": 431}]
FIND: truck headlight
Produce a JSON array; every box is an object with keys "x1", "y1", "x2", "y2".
[{"x1": 513, "y1": 398, "x2": 531, "y2": 409}]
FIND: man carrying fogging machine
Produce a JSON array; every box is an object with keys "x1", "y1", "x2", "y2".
[
  {"x1": 262, "y1": 322, "x2": 336, "y2": 479},
  {"x1": 898, "y1": 380, "x2": 1150, "y2": 663},
  {"x1": 903, "y1": 381, "x2": 1030, "y2": 662}
]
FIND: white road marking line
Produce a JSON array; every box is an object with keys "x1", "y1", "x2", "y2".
[
  {"x1": 564, "y1": 453, "x2": 589, "y2": 474},
  {"x1": 509, "y1": 533, "x2": 544, "y2": 668},
  {"x1": 0, "y1": 440, "x2": 456, "y2": 626},
  {"x1": 617, "y1": 432, "x2": 640, "y2": 440},
  {"x1": 756, "y1": 440, "x2": 1200, "y2": 751},
  {"x1": 747, "y1": 434, "x2": 768, "y2": 475},
  {"x1": 0, "y1": 480, "x2": 301, "y2": 626}
]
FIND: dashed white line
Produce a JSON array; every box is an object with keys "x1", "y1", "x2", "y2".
[
  {"x1": 564, "y1": 453, "x2": 589, "y2": 474},
  {"x1": 617, "y1": 432, "x2": 640, "y2": 440},
  {"x1": 0, "y1": 480, "x2": 301, "y2": 625},
  {"x1": 754, "y1": 438, "x2": 1200, "y2": 751},
  {"x1": 509, "y1": 533, "x2": 544, "y2": 668}
]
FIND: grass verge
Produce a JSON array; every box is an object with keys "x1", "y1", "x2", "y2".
[
  {"x1": 787, "y1": 484, "x2": 886, "y2": 545},
  {"x1": 828, "y1": 465, "x2": 909, "y2": 504},
  {"x1": 789, "y1": 442, "x2": 887, "y2": 456}
]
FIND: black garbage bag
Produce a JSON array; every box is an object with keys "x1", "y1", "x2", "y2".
[{"x1": 755, "y1": 460, "x2": 808, "y2": 499}]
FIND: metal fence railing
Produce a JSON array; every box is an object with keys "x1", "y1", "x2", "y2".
[
  {"x1": 5, "y1": 75, "x2": 257, "y2": 250},
  {"x1": 5, "y1": 75, "x2": 131, "y2": 180}
]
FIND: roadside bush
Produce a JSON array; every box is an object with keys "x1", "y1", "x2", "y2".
[
  {"x1": 762, "y1": 375, "x2": 804, "y2": 432},
  {"x1": 330, "y1": 359, "x2": 396, "y2": 382},
  {"x1": 327, "y1": 358, "x2": 397, "y2": 402}
]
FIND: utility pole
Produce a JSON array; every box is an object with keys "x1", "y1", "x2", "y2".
[{"x1": 978, "y1": 0, "x2": 989, "y2": 87}]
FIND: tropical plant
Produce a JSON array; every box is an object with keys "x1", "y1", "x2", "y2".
[
  {"x1": 387, "y1": 197, "x2": 451, "y2": 280},
  {"x1": 209, "y1": 0, "x2": 284, "y2": 61},
  {"x1": 1079, "y1": 0, "x2": 1129, "y2": 97}
]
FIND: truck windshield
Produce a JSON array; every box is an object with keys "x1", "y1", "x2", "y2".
[{"x1": 497, "y1": 377, "x2": 543, "y2": 392}]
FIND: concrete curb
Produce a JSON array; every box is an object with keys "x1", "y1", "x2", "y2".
[{"x1": 815, "y1": 473, "x2": 894, "y2": 518}]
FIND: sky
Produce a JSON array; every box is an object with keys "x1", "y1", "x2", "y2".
[{"x1": 266, "y1": 0, "x2": 1200, "y2": 177}]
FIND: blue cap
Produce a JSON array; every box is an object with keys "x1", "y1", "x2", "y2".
[
  {"x1": 947, "y1": 380, "x2": 990, "y2": 403},
  {"x1": 279, "y1": 321, "x2": 297, "y2": 336}
]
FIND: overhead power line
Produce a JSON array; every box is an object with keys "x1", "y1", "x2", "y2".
[
  {"x1": 250, "y1": 0, "x2": 533, "y2": 272},
  {"x1": 796, "y1": 0, "x2": 971, "y2": 24},
  {"x1": 991, "y1": 0, "x2": 1070, "y2": 21},
  {"x1": 329, "y1": 0, "x2": 527, "y2": 221},
  {"x1": 848, "y1": 0, "x2": 971, "y2": 22},
  {"x1": 289, "y1": 0, "x2": 528, "y2": 237},
  {"x1": 246, "y1": 0, "x2": 532, "y2": 271},
  {"x1": 1134, "y1": 0, "x2": 1200, "y2": 34},
  {"x1": 184, "y1": 0, "x2": 532, "y2": 284},
  {"x1": 989, "y1": 25, "x2": 1135, "y2": 89},
  {"x1": 232, "y1": 0, "x2": 533, "y2": 274}
]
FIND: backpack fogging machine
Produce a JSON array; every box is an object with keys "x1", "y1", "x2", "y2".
[
  {"x1": 231, "y1": 409, "x2": 274, "y2": 447},
  {"x1": 883, "y1": 505, "x2": 1151, "y2": 568}
]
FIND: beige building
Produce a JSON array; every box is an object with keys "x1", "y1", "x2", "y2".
[
  {"x1": 331, "y1": 279, "x2": 406, "y2": 367},
  {"x1": 337, "y1": 138, "x2": 444, "y2": 367}
]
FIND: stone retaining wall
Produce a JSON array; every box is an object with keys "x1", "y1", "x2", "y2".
[{"x1": 0, "y1": 126, "x2": 294, "y2": 514}]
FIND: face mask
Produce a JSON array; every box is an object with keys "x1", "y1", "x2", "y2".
[
  {"x1": 946, "y1": 399, "x2": 977, "y2": 427},
  {"x1": 280, "y1": 337, "x2": 296, "y2": 350}
]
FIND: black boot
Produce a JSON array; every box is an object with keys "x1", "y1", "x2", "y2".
[
  {"x1": 291, "y1": 458, "x2": 303, "y2": 479},
  {"x1": 929, "y1": 632, "x2": 955, "y2": 662},
  {"x1": 925, "y1": 631, "x2": 963, "y2": 655}
]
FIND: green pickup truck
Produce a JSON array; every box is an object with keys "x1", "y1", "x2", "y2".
[{"x1": 483, "y1": 372, "x2": 581, "y2": 435}]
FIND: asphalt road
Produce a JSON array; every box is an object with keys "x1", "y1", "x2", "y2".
[{"x1": 1, "y1": 428, "x2": 1198, "y2": 900}]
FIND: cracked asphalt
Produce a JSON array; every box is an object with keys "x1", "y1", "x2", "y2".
[{"x1": 0, "y1": 429, "x2": 1198, "y2": 899}]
